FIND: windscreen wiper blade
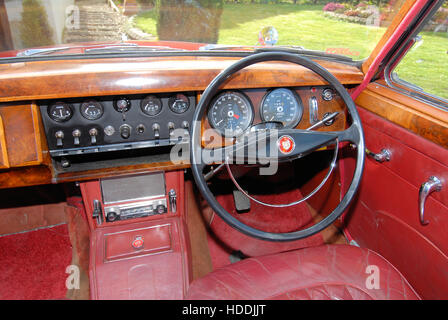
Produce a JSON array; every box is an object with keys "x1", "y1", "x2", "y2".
[
  {"x1": 85, "y1": 45, "x2": 185, "y2": 54},
  {"x1": 15, "y1": 43, "x2": 182, "y2": 57},
  {"x1": 201, "y1": 44, "x2": 352, "y2": 62},
  {"x1": 254, "y1": 46, "x2": 353, "y2": 62},
  {"x1": 16, "y1": 47, "x2": 72, "y2": 57},
  {"x1": 16, "y1": 43, "x2": 140, "y2": 57}
]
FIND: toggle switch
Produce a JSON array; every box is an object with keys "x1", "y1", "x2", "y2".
[
  {"x1": 89, "y1": 128, "x2": 98, "y2": 145},
  {"x1": 55, "y1": 130, "x2": 64, "y2": 147},
  {"x1": 152, "y1": 123, "x2": 160, "y2": 140},
  {"x1": 72, "y1": 129, "x2": 81, "y2": 146},
  {"x1": 168, "y1": 122, "x2": 175, "y2": 137},
  {"x1": 182, "y1": 121, "x2": 190, "y2": 137}
]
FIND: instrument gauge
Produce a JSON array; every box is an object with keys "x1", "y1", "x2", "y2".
[
  {"x1": 260, "y1": 88, "x2": 303, "y2": 128},
  {"x1": 169, "y1": 94, "x2": 190, "y2": 114},
  {"x1": 48, "y1": 102, "x2": 73, "y2": 122},
  {"x1": 114, "y1": 97, "x2": 131, "y2": 113},
  {"x1": 80, "y1": 100, "x2": 104, "y2": 120},
  {"x1": 141, "y1": 95, "x2": 162, "y2": 116},
  {"x1": 208, "y1": 91, "x2": 254, "y2": 137}
]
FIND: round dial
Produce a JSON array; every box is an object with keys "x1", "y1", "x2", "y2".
[
  {"x1": 208, "y1": 91, "x2": 254, "y2": 137},
  {"x1": 169, "y1": 94, "x2": 190, "y2": 114},
  {"x1": 114, "y1": 97, "x2": 131, "y2": 113},
  {"x1": 80, "y1": 100, "x2": 104, "y2": 120},
  {"x1": 141, "y1": 95, "x2": 162, "y2": 116},
  {"x1": 48, "y1": 102, "x2": 73, "y2": 122},
  {"x1": 260, "y1": 88, "x2": 303, "y2": 128}
]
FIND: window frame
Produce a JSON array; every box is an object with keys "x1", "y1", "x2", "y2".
[{"x1": 384, "y1": 0, "x2": 448, "y2": 111}]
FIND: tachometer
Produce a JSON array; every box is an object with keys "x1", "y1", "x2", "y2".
[
  {"x1": 260, "y1": 88, "x2": 303, "y2": 128},
  {"x1": 208, "y1": 91, "x2": 254, "y2": 137}
]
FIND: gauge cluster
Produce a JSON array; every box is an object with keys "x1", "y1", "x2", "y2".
[
  {"x1": 40, "y1": 86, "x2": 340, "y2": 159},
  {"x1": 206, "y1": 86, "x2": 337, "y2": 137},
  {"x1": 40, "y1": 93, "x2": 196, "y2": 157}
]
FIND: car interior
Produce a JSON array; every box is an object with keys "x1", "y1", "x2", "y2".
[{"x1": 0, "y1": 0, "x2": 447, "y2": 300}]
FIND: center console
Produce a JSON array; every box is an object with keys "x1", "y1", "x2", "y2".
[{"x1": 80, "y1": 170, "x2": 191, "y2": 299}]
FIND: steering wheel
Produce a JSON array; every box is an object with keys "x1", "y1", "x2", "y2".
[{"x1": 190, "y1": 52, "x2": 365, "y2": 242}]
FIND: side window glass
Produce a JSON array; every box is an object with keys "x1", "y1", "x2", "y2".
[{"x1": 392, "y1": 1, "x2": 448, "y2": 101}]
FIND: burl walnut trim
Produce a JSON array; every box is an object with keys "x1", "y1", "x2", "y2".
[
  {"x1": 355, "y1": 82, "x2": 448, "y2": 148},
  {"x1": 0, "y1": 104, "x2": 45, "y2": 167},
  {"x1": 0, "y1": 57, "x2": 364, "y2": 103}
]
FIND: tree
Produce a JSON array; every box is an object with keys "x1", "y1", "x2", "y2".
[
  {"x1": 156, "y1": 0, "x2": 224, "y2": 44},
  {"x1": 20, "y1": 0, "x2": 54, "y2": 48}
]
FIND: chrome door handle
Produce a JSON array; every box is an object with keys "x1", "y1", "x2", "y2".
[
  {"x1": 365, "y1": 148, "x2": 391, "y2": 163},
  {"x1": 419, "y1": 176, "x2": 442, "y2": 225}
]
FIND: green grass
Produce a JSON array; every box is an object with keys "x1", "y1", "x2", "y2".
[
  {"x1": 395, "y1": 32, "x2": 448, "y2": 100},
  {"x1": 134, "y1": 9, "x2": 157, "y2": 37},
  {"x1": 135, "y1": 3, "x2": 448, "y2": 100},
  {"x1": 135, "y1": 4, "x2": 385, "y2": 59}
]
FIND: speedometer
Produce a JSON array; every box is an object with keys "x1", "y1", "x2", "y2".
[
  {"x1": 260, "y1": 88, "x2": 303, "y2": 128},
  {"x1": 208, "y1": 91, "x2": 254, "y2": 137}
]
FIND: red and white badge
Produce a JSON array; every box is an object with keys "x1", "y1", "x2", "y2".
[
  {"x1": 132, "y1": 235, "x2": 144, "y2": 249},
  {"x1": 277, "y1": 135, "x2": 295, "y2": 154}
]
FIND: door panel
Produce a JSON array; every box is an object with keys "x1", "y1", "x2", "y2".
[
  {"x1": 344, "y1": 98, "x2": 448, "y2": 299},
  {"x1": 347, "y1": 200, "x2": 448, "y2": 300}
]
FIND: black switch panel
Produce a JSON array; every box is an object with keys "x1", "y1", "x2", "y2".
[{"x1": 39, "y1": 93, "x2": 196, "y2": 157}]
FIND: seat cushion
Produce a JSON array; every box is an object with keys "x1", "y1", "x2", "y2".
[{"x1": 186, "y1": 244, "x2": 420, "y2": 300}]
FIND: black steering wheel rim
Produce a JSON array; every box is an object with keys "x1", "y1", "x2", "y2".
[{"x1": 190, "y1": 52, "x2": 365, "y2": 242}]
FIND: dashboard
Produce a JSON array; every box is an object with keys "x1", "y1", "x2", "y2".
[
  {"x1": 39, "y1": 86, "x2": 345, "y2": 162},
  {"x1": 0, "y1": 56, "x2": 363, "y2": 189}
]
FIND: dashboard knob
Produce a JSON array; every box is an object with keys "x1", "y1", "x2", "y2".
[
  {"x1": 120, "y1": 125, "x2": 131, "y2": 139},
  {"x1": 72, "y1": 129, "x2": 81, "y2": 146},
  {"x1": 136, "y1": 124, "x2": 145, "y2": 134},
  {"x1": 106, "y1": 211, "x2": 118, "y2": 222},
  {"x1": 89, "y1": 128, "x2": 98, "y2": 145}
]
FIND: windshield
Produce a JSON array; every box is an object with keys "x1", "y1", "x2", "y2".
[{"x1": 0, "y1": 0, "x2": 406, "y2": 60}]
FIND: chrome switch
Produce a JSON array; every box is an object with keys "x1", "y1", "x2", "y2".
[
  {"x1": 72, "y1": 129, "x2": 81, "y2": 146},
  {"x1": 152, "y1": 123, "x2": 160, "y2": 140},
  {"x1": 309, "y1": 96, "x2": 319, "y2": 124},
  {"x1": 89, "y1": 128, "x2": 98, "y2": 145},
  {"x1": 55, "y1": 130, "x2": 64, "y2": 147},
  {"x1": 168, "y1": 122, "x2": 175, "y2": 137}
]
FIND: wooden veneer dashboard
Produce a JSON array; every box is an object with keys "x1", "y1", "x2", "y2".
[{"x1": 0, "y1": 55, "x2": 363, "y2": 189}]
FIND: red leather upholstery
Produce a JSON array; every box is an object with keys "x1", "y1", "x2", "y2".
[{"x1": 186, "y1": 245, "x2": 420, "y2": 300}]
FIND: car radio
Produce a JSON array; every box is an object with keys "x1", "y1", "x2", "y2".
[
  {"x1": 103, "y1": 199, "x2": 168, "y2": 222},
  {"x1": 100, "y1": 172, "x2": 169, "y2": 222}
]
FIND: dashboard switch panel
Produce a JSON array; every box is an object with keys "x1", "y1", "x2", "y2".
[{"x1": 39, "y1": 93, "x2": 196, "y2": 157}]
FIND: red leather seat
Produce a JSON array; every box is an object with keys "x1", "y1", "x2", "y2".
[{"x1": 186, "y1": 244, "x2": 419, "y2": 300}]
